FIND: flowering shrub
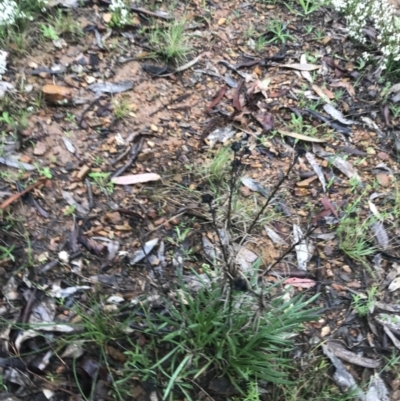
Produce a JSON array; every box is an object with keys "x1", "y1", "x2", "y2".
[
  {"x1": 0, "y1": 0, "x2": 48, "y2": 28},
  {"x1": 0, "y1": 50, "x2": 7, "y2": 79},
  {"x1": 0, "y1": 0, "x2": 26, "y2": 26},
  {"x1": 109, "y1": 0, "x2": 130, "y2": 27},
  {"x1": 331, "y1": 0, "x2": 400, "y2": 69}
]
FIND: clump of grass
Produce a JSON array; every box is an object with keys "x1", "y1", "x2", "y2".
[
  {"x1": 149, "y1": 18, "x2": 192, "y2": 62},
  {"x1": 117, "y1": 274, "x2": 319, "y2": 399},
  {"x1": 337, "y1": 215, "x2": 376, "y2": 267},
  {"x1": 50, "y1": 9, "x2": 83, "y2": 40}
]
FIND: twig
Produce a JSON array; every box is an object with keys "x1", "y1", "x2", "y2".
[
  {"x1": 78, "y1": 96, "x2": 106, "y2": 128},
  {"x1": 147, "y1": 210, "x2": 188, "y2": 234},
  {"x1": 149, "y1": 93, "x2": 191, "y2": 117},
  {"x1": 110, "y1": 137, "x2": 143, "y2": 178},
  {"x1": 0, "y1": 178, "x2": 46, "y2": 210},
  {"x1": 85, "y1": 178, "x2": 94, "y2": 209},
  {"x1": 247, "y1": 154, "x2": 299, "y2": 235}
]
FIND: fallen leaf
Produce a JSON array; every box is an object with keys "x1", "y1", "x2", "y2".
[
  {"x1": 281, "y1": 63, "x2": 320, "y2": 71},
  {"x1": 205, "y1": 85, "x2": 228, "y2": 113},
  {"x1": 312, "y1": 84, "x2": 331, "y2": 103},
  {"x1": 330, "y1": 80, "x2": 355, "y2": 98},
  {"x1": 323, "y1": 104, "x2": 356, "y2": 125},
  {"x1": 42, "y1": 84, "x2": 72, "y2": 105},
  {"x1": 0, "y1": 156, "x2": 36, "y2": 170},
  {"x1": 255, "y1": 112, "x2": 274, "y2": 131},
  {"x1": 305, "y1": 152, "x2": 326, "y2": 191},
  {"x1": 388, "y1": 277, "x2": 400, "y2": 292},
  {"x1": 88, "y1": 80, "x2": 133, "y2": 95},
  {"x1": 111, "y1": 173, "x2": 161, "y2": 185},
  {"x1": 326, "y1": 341, "x2": 381, "y2": 368},
  {"x1": 130, "y1": 238, "x2": 159, "y2": 265},
  {"x1": 277, "y1": 129, "x2": 326, "y2": 143},
  {"x1": 293, "y1": 224, "x2": 309, "y2": 271},
  {"x1": 300, "y1": 54, "x2": 313, "y2": 83},
  {"x1": 283, "y1": 277, "x2": 316, "y2": 288}
]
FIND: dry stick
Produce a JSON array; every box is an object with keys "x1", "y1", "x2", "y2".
[
  {"x1": 247, "y1": 154, "x2": 299, "y2": 236},
  {"x1": 110, "y1": 137, "x2": 144, "y2": 178},
  {"x1": 85, "y1": 178, "x2": 94, "y2": 210},
  {"x1": 0, "y1": 178, "x2": 46, "y2": 210}
]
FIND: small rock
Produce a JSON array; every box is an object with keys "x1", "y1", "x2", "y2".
[
  {"x1": 377, "y1": 151, "x2": 389, "y2": 161},
  {"x1": 321, "y1": 36, "x2": 332, "y2": 45},
  {"x1": 320, "y1": 326, "x2": 331, "y2": 337},
  {"x1": 218, "y1": 18, "x2": 226, "y2": 25},
  {"x1": 19, "y1": 154, "x2": 31, "y2": 163},
  {"x1": 170, "y1": 217, "x2": 180, "y2": 225},
  {"x1": 65, "y1": 162, "x2": 75, "y2": 171},
  {"x1": 147, "y1": 209, "x2": 157, "y2": 219},
  {"x1": 42, "y1": 84, "x2": 72, "y2": 105},
  {"x1": 105, "y1": 212, "x2": 122, "y2": 225},
  {"x1": 154, "y1": 218, "x2": 165, "y2": 226},
  {"x1": 103, "y1": 13, "x2": 112, "y2": 23},
  {"x1": 85, "y1": 76, "x2": 96, "y2": 84},
  {"x1": 150, "y1": 124, "x2": 158, "y2": 132},
  {"x1": 33, "y1": 141, "x2": 47, "y2": 156},
  {"x1": 296, "y1": 175, "x2": 317, "y2": 187},
  {"x1": 342, "y1": 265, "x2": 352, "y2": 274},
  {"x1": 376, "y1": 172, "x2": 390, "y2": 187},
  {"x1": 77, "y1": 165, "x2": 90, "y2": 180}
]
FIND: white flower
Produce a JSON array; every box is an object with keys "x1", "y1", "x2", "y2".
[
  {"x1": 0, "y1": 50, "x2": 8, "y2": 80},
  {"x1": 332, "y1": 0, "x2": 400, "y2": 69}
]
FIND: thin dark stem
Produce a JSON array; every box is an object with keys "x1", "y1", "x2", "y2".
[
  {"x1": 262, "y1": 224, "x2": 317, "y2": 275},
  {"x1": 247, "y1": 154, "x2": 299, "y2": 235},
  {"x1": 209, "y1": 204, "x2": 230, "y2": 269}
]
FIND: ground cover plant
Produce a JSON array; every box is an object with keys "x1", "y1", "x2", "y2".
[{"x1": 0, "y1": 0, "x2": 400, "y2": 400}]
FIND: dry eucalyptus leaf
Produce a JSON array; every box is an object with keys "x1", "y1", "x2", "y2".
[
  {"x1": 281, "y1": 63, "x2": 320, "y2": 71},
  {"x1": 111, "y1": 173, "x2": 161, "y2": 185},
  {"x1": 277, "y1": 129, "x2": 326, "y2": 143}
]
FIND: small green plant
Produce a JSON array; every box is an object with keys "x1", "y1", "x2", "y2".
[
  {"x1": 0, "y1": 244, "x2": 15, "y2": 261},
  {"x1": 337, "y1": 215, "x2": 376, "y2": 268},
  {"x1": 40, "y1": 24, "x2": 59, "y2": 41},
  {"x1": 304, "y1": 25, "x2": 313, "y2": 34},
  {"x1": 390, "y1": 104, "x2": 400, "y2": 119},
  {"x1": 266, "y1": 20, "x2": 294, "y2": 44},
  {"x1": 243, "y1": 379, "x2": 260, "y2": 401},
  {"x1": 355, "y1": 57, "x2": 368, "y2": 71},
  {"x1": 64, "y1": 204, "x2": 76, "y2": 216},
  {"x1": 50, "y1": 9, "x2": 83, "y2": 39},
  {"x1": 313, "y1": 29, "x2": 324, "y2": 40},
  {"x1": 89, "y1": 172, "x2": 114, "y2": 194},
  {"x1": 285, "y1": 0, "x2": 325, "y2": 16},
  {"x1": 0, "y1": 111, "x2": 12, "y2": 125},
  {"x1": 92, "y1": 155, "x2": 105, "y2": 166},
  {"x1": 167, "y1": 226, "x2": 191, "y2": 244},
  {"x1": 113, "y1": 98, "x2": 131, "y2": 120},
  {"x1": 352, "y1": 286, "x2": 378, "y2": 316},
  {"x1": 150, "y1": 19, "x2": 192, "y2": 62},
  {"x1": 65, "y1": 111, "x2": 76, "y2": 123},
  {"x1": 256, "y1": 35, "x2": 267, "y2": 52},
  {"x1": 289, "y1": 113, "x2": 318, "y2": 137},
  {"x1": 34, "y1": 163, "x2": 52, "y2": 179}
]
